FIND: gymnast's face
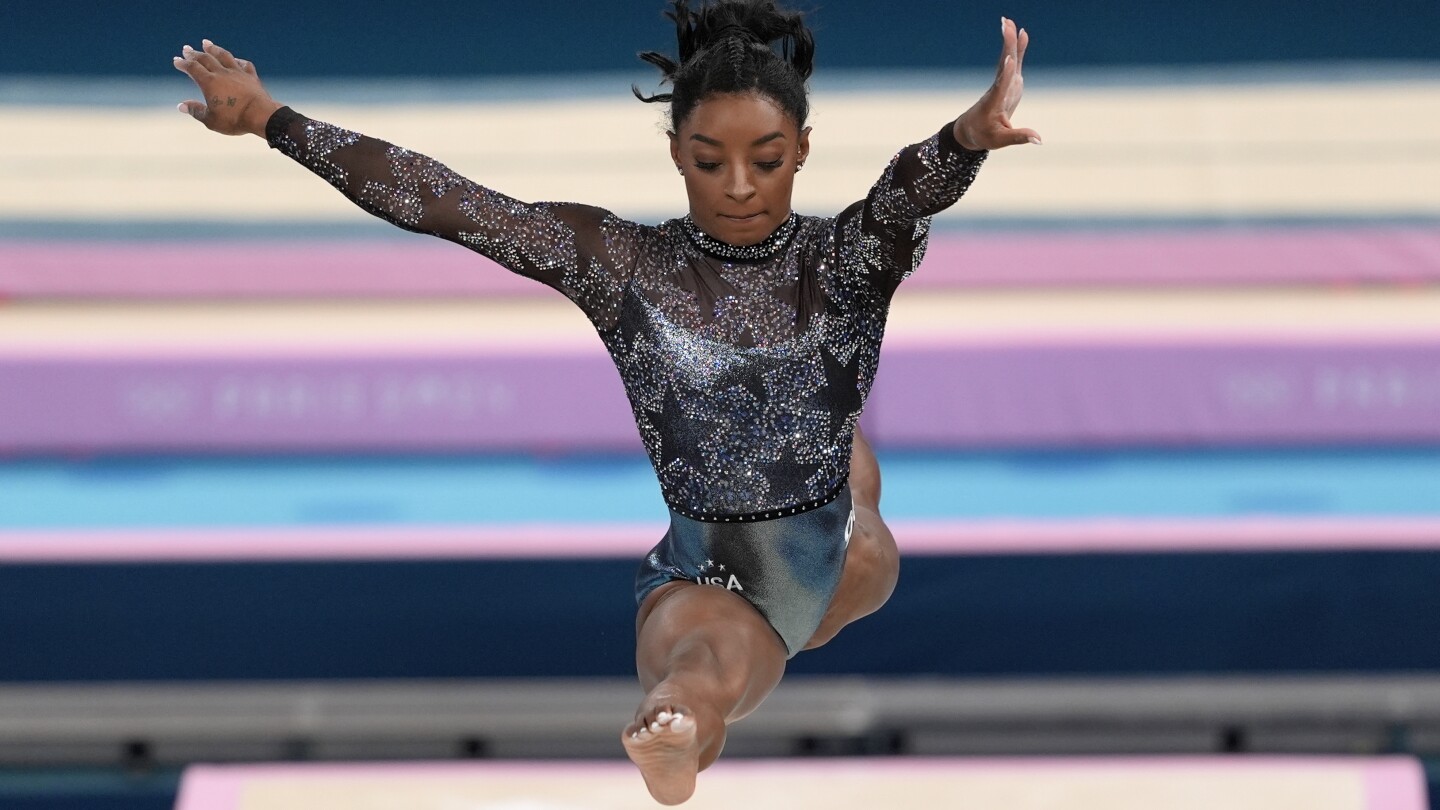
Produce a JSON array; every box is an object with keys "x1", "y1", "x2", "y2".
[{"x1": 670, "y1": 92, "x2": 811, "y2": 247}]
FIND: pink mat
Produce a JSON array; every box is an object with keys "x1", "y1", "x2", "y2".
[
  {"x1": 4, "y1": 227, "x2": 1436, "y2": 299},
  {"x1": 173, "y1": 756, "x2": 1428, "y2": 810},
  {"x1": 4, "y1": 518, "x2": 1439, "y2": 563}
]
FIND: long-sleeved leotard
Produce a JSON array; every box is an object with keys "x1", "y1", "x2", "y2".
[{"x1": 266, "y1": 107, "x2": 985, "y2": 523}]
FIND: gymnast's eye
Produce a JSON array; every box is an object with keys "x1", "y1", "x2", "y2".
[
  {"x1": 694, "y1": 161, "x2": 720, "y2": 172},
  {"x1": 756, "y1": 159, "x2": 784, "y2": 171}
]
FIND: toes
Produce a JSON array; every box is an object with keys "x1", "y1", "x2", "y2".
[
  {"x1": 626, "y1": 710, "x2": 689, "y2": 739},
  {"x1": 630, "y1": 702, "x2": 692, "y2": 738}
]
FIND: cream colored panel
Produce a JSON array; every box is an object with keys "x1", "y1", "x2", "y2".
[
  {"x1": 4, "y1": 288, "x2": 1439, "y2": 351},
  {"x1": 2, "y1": 78, "x2": 1437, "y2": 221}
]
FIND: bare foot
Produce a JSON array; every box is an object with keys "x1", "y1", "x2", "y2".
[{"x1": 622, "y1": 706, "x2": 700, "y2": 805}]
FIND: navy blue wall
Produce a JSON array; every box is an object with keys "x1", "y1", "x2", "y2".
[
  {"x1": 5, "y1": 1, "x2": 1438, "y2": 77},
  {"x1": 6, "y1": 552, "x2": 1440, "y2": 681}
]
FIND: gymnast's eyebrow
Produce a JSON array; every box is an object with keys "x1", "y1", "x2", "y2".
[{"x1": 689, "y1": 131, "x2": 787, "y2": 146}]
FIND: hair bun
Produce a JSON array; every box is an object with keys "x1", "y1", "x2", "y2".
[
  {"x1": 634, "y1": 0, "x2": 815, "y2": 129},
  {"x1": 677, "y1": 0, "x2": 814, "y2": 79},
  {"x1": 709, "y1": 21, "x2": 764, "y2": 45}
]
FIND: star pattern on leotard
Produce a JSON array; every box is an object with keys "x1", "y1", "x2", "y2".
[
  {"x1": 610, "y1": 218, "x2": 890, "y2": 519},
  {"x1": 653, "y1": 386, "x2": 718, "y2": 474},
  {"x1": 279, "y1": 120, "x2": 362, "y2": 191},
  {"x1": 266, "y1": 108, "x2": 987, "y2": 522}
]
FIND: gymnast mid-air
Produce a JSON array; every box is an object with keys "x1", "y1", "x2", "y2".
[{"x1": 173, "y1": 1, "x2": 1037, "y2": 802}]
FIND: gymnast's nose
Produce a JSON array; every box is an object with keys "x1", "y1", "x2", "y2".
[{"x1": 724, "y1": 165, "x2": 756, "y2": 202}]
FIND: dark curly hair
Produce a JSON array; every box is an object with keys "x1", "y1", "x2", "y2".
[{"x1": 633, "y1": 0, "x2": 815, "y2": 131}]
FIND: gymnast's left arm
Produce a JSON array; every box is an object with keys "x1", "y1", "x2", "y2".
[
  {"x1": 869, "y1": 16, "x2": 1038, "y2": 221},
  {"x1": 851, "y1": 17, "x2": 1038, "y2": 290}
]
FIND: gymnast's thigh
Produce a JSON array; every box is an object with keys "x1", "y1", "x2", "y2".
[{"x1": 803, "y1": 502, "x2": 899, "y2": 651}]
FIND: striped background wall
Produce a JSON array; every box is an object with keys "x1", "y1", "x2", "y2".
[
  {"x1": 2, "y1": 65, "x2": 1438, "y2": 678},
  {"x1": 1, "y1": 0, "x2": 1438, "y2": 679},
  {"x1": 3, "y1": 6, "x2": 1440, "y2": 809},
  {"x1": 3, "y1": 68, "x2": 1438, "y2": 453}
]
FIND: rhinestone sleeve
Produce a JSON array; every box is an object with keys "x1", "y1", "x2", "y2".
[
  {"x1": 264, "y1": 107, "x2": 635, "y2": 327},
  {"x1": 847, "y1": 121, "x2": 988, "y2": 294}
]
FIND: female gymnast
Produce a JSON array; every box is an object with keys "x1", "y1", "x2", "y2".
[{"x1": 173, "y1": 1, "x2": 1036, "y2": 803}]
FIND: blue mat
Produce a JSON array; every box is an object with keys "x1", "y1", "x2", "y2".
[{"x1": 1, "y1": 448, "x2": 1437, "y2": 529}]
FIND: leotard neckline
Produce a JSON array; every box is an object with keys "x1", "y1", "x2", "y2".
[{"x1": 680, "y1": 212, "x2": 797, "y2": 263}]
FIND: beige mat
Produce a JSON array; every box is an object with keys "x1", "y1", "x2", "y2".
[
  {"x1": 2, "y1": 288, "x2": 1438, "y2": 352},
  {"x1": 4, "y1": 79, "x2": 1437, "y2": 221}
]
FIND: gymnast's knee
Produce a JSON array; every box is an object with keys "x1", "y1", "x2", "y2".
[{"x1": 853, "y1": 510, "x2": 898, "y2": 578}]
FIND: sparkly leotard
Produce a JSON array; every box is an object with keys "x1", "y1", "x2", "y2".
[{"x1": 266, "y1": 106, "x2": 986, "y2": 652}]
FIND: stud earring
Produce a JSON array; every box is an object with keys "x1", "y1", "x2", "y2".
[{"x1": 676, "y1": 165, "x2": 684, "y2": 175}]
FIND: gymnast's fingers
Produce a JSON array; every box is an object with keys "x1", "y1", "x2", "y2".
[
  {"x1": 176, "y1": 99, "x2": 208, "y2": 122},
  {"x1": 994, "y1": 17, "x2": 1014, "y2": 79},
  {"x1": 996, "y1": 52, "x2": 1018, "y2": 100},
  {"x1": 202, "y1": 38, "x2": 241, "y2": 70},
  {"x1": 1009, "y1": 125, "x2": 1041, "y2": 147},
  {"x1": 176, "y1": 45, "x2": 212, "y2": 74},
  {"x1": 183, "y1": 45, "x2": 224, "y2": 73}
]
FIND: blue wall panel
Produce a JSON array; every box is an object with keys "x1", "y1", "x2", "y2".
[
  {"x1": 5, "y1": 1, "x2": 1438, "y2": 77},
  {"x1": 5, "y1": 551, "x2": 1439, "y2": 681}
]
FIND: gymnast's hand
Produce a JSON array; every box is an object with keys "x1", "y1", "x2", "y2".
[
  {"x1": 953, "y1": 16, "x2": 1041, "y2": 150},
  {"x1": 172, "y1": 40, "x2": 283, "y2": 137}
]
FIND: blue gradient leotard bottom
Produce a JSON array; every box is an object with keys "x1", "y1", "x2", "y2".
[{"x1": 635, "y1": 484, "x2": 855, "y2": 657}]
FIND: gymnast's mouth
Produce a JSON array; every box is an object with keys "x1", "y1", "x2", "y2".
[{"x1": 719, "y1": 212, "x2": 764, "y2": 222}]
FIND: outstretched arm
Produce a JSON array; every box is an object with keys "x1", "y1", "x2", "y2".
[
  {"x1": 850, "y1": 17, "x2": 1038, "y2": 292},
  {"x1": 171, "y1": 41, "x2": 635, "y2": 323},
  {"x1": 866, "y1": 17, "x2": 1039, "y2": 225}
]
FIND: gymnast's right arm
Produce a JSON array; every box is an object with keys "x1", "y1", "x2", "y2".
[{"x1": 172, "y1": 39, "x2": 634, "y2": 316}]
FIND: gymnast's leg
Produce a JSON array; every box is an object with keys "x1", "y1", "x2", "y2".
[
  {"x1": 621, "y1": 425, "x2": 892, "y2": 802},
  {"x1": 624, "y1": 581, "x2": 788, "y2": 804},
  {"x1": 803, "y1": 424, "x2": 899, "y2": 650}
]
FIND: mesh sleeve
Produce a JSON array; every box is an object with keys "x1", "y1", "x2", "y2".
[
  {"x1": 265, "y1": 106, "x2": 636, "y2": 325},
  {"x1": 839, "y1": 121, "x2": 988, "y2": 295}
]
